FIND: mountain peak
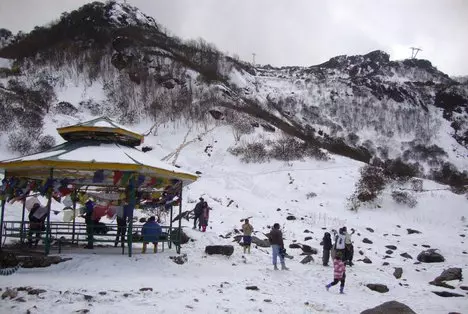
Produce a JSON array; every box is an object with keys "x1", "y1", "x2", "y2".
[{"x1": 103, "y1": 1, "x2": 158, "y2": 29}]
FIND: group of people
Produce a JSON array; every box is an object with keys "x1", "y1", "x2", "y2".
[
  {"x1": 192, "y1": 197, "x2": 210, "y2": 232},
  {"x1": 321, "y1": 226, "x2": 355, "y2": 294}
]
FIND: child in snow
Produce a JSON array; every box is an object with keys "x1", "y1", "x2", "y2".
[
  {"x1": 242, "y1": 219, "x2": 254, "y2": 254},
  {"x1": 326, "y1": 252, "x2": 346, "y2": 294},
  {"x1": 199, "y1": 202, "x2": 210, "y2": 232},
  {"x1": 321, "y1": 232, "x2": 333, "y2": 266}
]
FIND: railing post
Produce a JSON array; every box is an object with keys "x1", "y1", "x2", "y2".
[
  {"x1": 177, "y1": 184, "x2": 183, "y2": 254},
  {"x1": 45, "y1": 169, "x2": 54, "y2": 255},
  {"x1": 72, "y1": 189, "x2": 77, "y2": 244},
  {"x1": 20, "y1": 197, "x2": 26, "y2": 244},
  {"x1": 127, "y1": 174, "x2": 136, "y2": 257}
]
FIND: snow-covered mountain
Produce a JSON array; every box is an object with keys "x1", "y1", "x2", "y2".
[{"x1": 0, "y1": 1, "x2": 467, "y2": 183}]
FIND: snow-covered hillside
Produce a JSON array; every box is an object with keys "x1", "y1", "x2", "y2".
[{"x1": 1, "y1": 119, "x2": 467, "y2": 314}]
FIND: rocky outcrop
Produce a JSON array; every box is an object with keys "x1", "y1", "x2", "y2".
[{"x1": 360, "y1": 301, "x2": 416, "y2": 314}]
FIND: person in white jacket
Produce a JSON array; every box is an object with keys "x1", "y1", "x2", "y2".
[{"x1": 342, "y1": 227, "x2": 355, "y2": 266}]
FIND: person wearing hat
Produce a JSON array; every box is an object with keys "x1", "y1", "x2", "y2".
[{"x1": 192, "y1": 197, "x2": 204, "y2": 230}]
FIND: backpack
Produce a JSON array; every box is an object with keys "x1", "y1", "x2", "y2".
[{"x1": 335, "y1": 234, "x2": 345, "y2": 250}]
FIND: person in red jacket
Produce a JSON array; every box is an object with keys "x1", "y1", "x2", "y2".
[{"x1": 326, "y1": 252, "x2": 346, "y2": 294}]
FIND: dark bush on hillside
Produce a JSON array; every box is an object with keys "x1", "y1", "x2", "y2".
[
  {"x1": 55, "y1": 101, "x2": 78, "y2": 115},
  {"x1": 391, "y1": 191, "x2": 417, "y2": 208},
  {"x1": 8, "y1": 132, "x2": 33, "y2": 155},
  {"x1": 229, "y1": 142, "x2": 268, "y2": 163},
  {"x1": 79, "y1": 99, "x2": 102, "y2": 116},
  {"x1": 430, "y1": 162, "x2": 468, "y2": 192},
  {"x1": 347, "y1": 132, "x2": 359, "y2": 146},
  {"x1": 270, "y1": 137, "x2": 304, "y2": 161},
  {"x1": 323, "y1": 138, "x2": 371, "y2": 163},
  {"x1": 141, "y1": 146, "x2": 153, "y2": 153},
  {"x1": 37, "y1": 135, "x2": 56, "y2": 152},
  {"x1": 402, "y1": 144, "x2": 447, "y2": 162},
  {"x1": 411, "y1": 179, "x2": 423, "y2": 192},
  {"x1": 383, "y1": 158, "x2": 419, "y2": 181},
  {"x1": 356, "y1": 165, "x2": 387, "y2": 202}
]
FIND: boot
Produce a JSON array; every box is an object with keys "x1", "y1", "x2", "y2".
[
  {"x1": 273, "y1": 264, "x2": 279, "y2": 270},
  {"x1": 326, "y1": 284, "x2": 331, "y2": 291},
  {"x1": 281, "y1": 263, "x2": 289, "y2": 270},
  {"x1": 153, "y1": 243, "x2": 158, "y2": 253},
  {"x1": 142, "y1": 242, "x2": 147, "y2": 254},
  {"x1": 340, "y1": 287, "x2": 344, "y2": 294}
]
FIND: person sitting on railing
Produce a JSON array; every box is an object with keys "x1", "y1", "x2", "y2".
[
  {"x1": 28, "y1": 202, "x2": 48, "y2": 248},
  {"x1": 141, "y1": 216, "x2": 162, "y2": 254}
]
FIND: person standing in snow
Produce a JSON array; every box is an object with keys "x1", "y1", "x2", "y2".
[
  {"x1": 343, "y1": 226, "x2": 355, "y2": 266},
  {"x1": 84, "y1": 199, "x2": 95, "y2": 249},
  {"x1": 199, "y1": 202, "x2": 210, "y2": 232},
  {"x1": 114, "y1": 205, "x2": 127, "y2": 247},
  {"x1": 333, "y1": 227, "x2": 346, "y2": 258},
  {"x1": 321, "y1": 232, "x2": 333, "y2": 266},
  {"x1": 27, "y1": 203, "x2": 48, "y2": 247},
  {"x1": 326, "y1": 252, "x2": 346, "y2": 294},
  {"x1": 192, "y1": 197, "x2": 204, "y2": 230},
  {"x1": 268, "y1": 223, "x2": 289, "y2": 270},
  {"x1": 241, "y1": 219, "x2": 254, "y2": 254},
  {"x1": 141, "y1": 216, "x2": 162, "y2": 253}
]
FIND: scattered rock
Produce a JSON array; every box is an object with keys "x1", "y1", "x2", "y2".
[
  {"x1": 300, "y1": 256, "x2": 314, "y2": 264},
  {"x1": 264, "y1": 299, "x2": 272, "y2": 303},
  {"x1": 360, "y1": 300, "x2": 416, "y2": 314},
  {"x1": 304, "y1": 229, "x2": 311, "y2": 233},
  {"x1": 400, "y1": 253, "x2": 413, "y2": 259},
  {"x1": 304, "y1": 237, "x2": 312, "y2": 241},
  {"x1": 98, "y1": 292, "x2": 107, "y2": 295},
  {"x1": 366, "y1": 227, "x2": 375, "y2": 233},
  {"x1": 75, "y1": 310, "x2": 90, "y2": 314},
  {"x1": 286, "y1": 215, "x2": 296, "y2": 220},
  {"x1": 385, "y1": 245, "x2": 397, "y2": 250},
  {"x1": 170, "y1": 253, "x2": 188, "y2": 265},
  {"x1": 363, "y1": 238, "x2": 373, "y2": 244},
  {"x1": 386, "y1": 250, "x2": 394, "y2": 255},
  {"x1": 28, "y1": 289, "x2": 47, "y2": 295},
  {"x1": 205, "y1": 246, "x2": 234, "y2": 256},
  {"x1": 393, "y1": 267, "x2": 403, "y2": 279},
  {"x1": 251, "y1": 236, "x2": 270, "y2": 248},
  {"x1": 246, "y1": 286, "x2": 259, "y2": 291},
  {"x1": 417, "y1": 249, "x2": 445, "y2": 263},
  {"x1": 301, "y1": 245, "x2": 318, "y2": 255},
  {"x1": 14, "y1": 297, "x2": 26, "y2": 302},
  {"x1": 407, "y1": 228, "x2": 421, "y2": 235},
  {"x1": 432, "y1": 291, "x2": 464, "y2": 297},
  {"x1": 2, "y1": 288, "x2": 18, "y2": 299},
  {"x1": 433, "y1": 268, "x2": 462, "y2": 282},
  {"x1": 460, "y1": 286, "x2": 468, "y2": 291},
  {"x1": 429, "y1": 281, "x2": 455, "y2": 289},
  {"x1": 83, "y1": 295, "x2": 93, "y2": 301},
  {"x1": 139, "y1": 287, "x2": 153, "y2": 292},
  {"x1": 289, "y1": 243, "x2": 301, "y2": 249},
  {"x1": 362, "y1": 257, "x2": 372, "y2": 264},
  {"x1": 366, "y1": 284, "x2": 389, "y2": 293},
  {"x1": 421, "y1": 244, "x2": 430, "y2": 248}
]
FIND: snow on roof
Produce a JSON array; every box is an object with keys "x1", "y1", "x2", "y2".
[{"x1": 72, "y1": 117, "x2": 140, "y2": 134}]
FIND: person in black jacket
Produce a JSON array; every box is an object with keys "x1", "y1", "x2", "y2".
[
  {"x1": 192, "y1": 197, "x2": 204, "y2": 230},
  {"x1": 321, "y1": 232, "x2": 333, "y2": 266},
  {"x1": 28, "y1": 203, "x2": 47, "y2": 247}
]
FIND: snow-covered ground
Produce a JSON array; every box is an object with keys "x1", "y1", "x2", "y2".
[{"x1": 1, "y1": 122, "x2": 467, "y2": 314}]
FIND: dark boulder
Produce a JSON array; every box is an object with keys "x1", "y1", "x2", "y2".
[
  {"x1": 300, "y1": 255, "x2": 314, "y2": 264},
  {"x1": 366, "y1": 227, "x2": 374, "y2": 233},
  {"x1": 205, "y1": 245, "x2": 234, "y2": 256},
  {"x1": 362, "y1": 257, "x2": 372, "y2": 264},
  {"x1": 363, "y1": 238, "x2": 373, "y2": 244},
  {"x1": 393, "y1": 267, "x2": 403, "y2": 279},
  {"x1": 360, "y1": 301, "x2": 416, "y2": 314},
  {"x1": 301, "y1": 245, "x2": 318, "y2": 255},
  {"x1": 417, "y1": 249, "x2": 445, "y2": 263},
  {"x1": 289, "y1": 243, "x2": 301, "y2": 249},
  {"x1": 400, "y1": 252, "x2": 413, "y2": 259},
  {"x1": 251, "y1": 236, "x2": 270, "y2": 248},
  {"x1": 432, "y1": 291, "x2": 464, "y2": 297},
  {"x1": 407, "y1": 228, "x2": 421, "y2": 235},
  {"x1": 366, "y1": 284, "x2": 389, "y2": 293},
  {"x1": 434, "y1": 268, "x2": 462, "y2": 282},
  {"x1": 385, "y1": 245, "x2": 397, "y2": 250}
]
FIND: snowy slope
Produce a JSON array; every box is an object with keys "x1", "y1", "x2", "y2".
[{"x1": 1, "y1": 121, "x2": 467, "y2": 314}]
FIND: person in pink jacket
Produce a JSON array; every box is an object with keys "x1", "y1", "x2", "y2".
[{"x1": 325, "y1": 252, "x2": 346, "y2": 294}]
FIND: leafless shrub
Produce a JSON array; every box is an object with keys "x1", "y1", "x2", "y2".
[{"x1": 391, "y1": 191, "x2": 418, "y2": 208}]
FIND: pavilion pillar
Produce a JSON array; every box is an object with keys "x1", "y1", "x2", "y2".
[
  {"x1": 176, "y1": 184, "x2": 183, "y2": 254},
  {"x1": 44, "y1": 168, "x2": 54, "y2": 255},
  {"x1": 71, "y1": 189, "x2": 77, "y2": 244},
  {"x1": 0, "y1": 170, "x2": 8, "y2": 250},
  {"x1": 20, "y1": 197, "x2": 26, "y2": 244},
  {"x1": 168, "y1": 193, "x2": 173, "y2": 250},
  {"x1": 127, "y1": 174, "x2": 136, "y2": 257}
]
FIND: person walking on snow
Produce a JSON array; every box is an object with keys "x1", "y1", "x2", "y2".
[
  {"x1": 321, "y1": 232, "x2": 333, "y2": 266},
  {"x1": 193, "y1": 197, "x2": 204, "y2": 230},
  {"x1": 199, "y1": 202, "x2": 210, "y2": 232},
  {"x1": 268, "y1": 223, "x2": 289, "y2": 270},
  {"x1": 326, "y1": 252, "x2": 346, "y2": 294},
  {"x1": 343, "y1": 226, "x2": 355, "y2": 266},
  {"x1": 242, "y1": 219, "x2": 254, "y2": 254}
]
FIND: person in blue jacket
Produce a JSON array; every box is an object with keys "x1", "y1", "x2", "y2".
[{"x1": 141, "y1": 216, "x2": 162, "y2": 253}]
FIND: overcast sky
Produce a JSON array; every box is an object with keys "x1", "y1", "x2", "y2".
[{"x1": 0, "y1": 0, "x2": 467, "y2": 75}]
